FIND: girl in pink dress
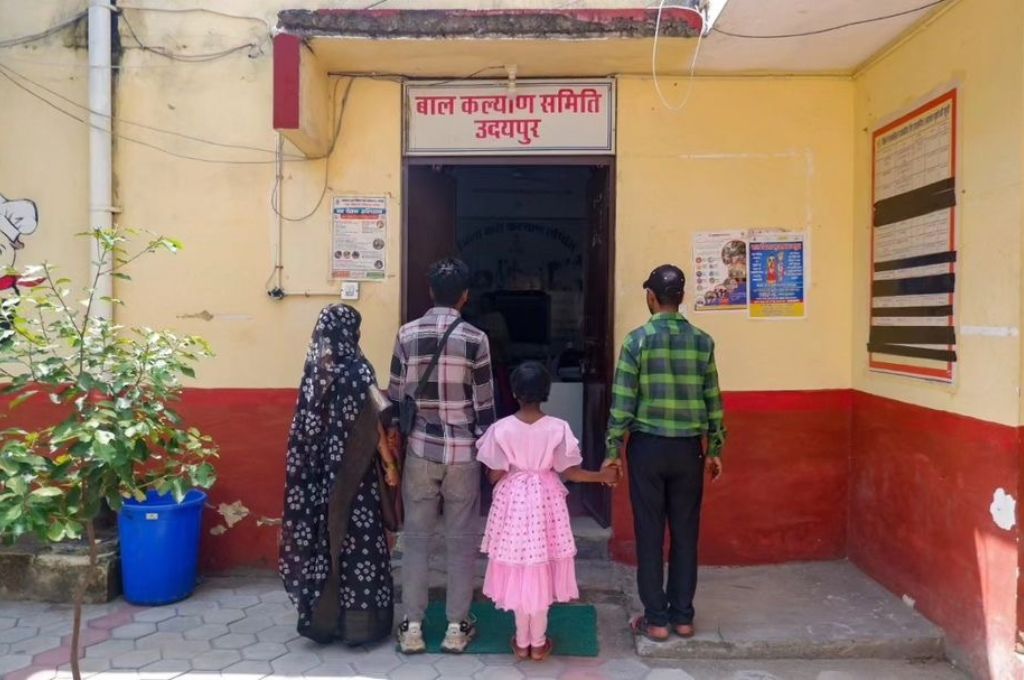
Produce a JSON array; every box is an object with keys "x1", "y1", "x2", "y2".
[{"x1": 477, "y1": 362, "x2": 618, "y2": 661}]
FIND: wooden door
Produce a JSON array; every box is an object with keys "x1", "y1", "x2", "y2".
[
  {"x1": 404, "y1": 165, "x2": 458, "y2": 322},
  {"x1": 580, "y1": 164, "x2": 614, "y2": 527}
]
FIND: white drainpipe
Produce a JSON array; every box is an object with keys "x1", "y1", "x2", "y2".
[{"x1": 88, "y1": 0, "x2": 114, "y2": 320}]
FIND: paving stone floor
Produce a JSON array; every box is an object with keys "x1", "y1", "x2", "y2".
[{"x1": 0, "y1": 576, "x2": 967, "y2": 680}]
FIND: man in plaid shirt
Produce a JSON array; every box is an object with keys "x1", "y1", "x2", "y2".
[
  {"x1": 604, "y1": 264, "x2": 725, "y2": 642},
  {"x1": 389, "y1": 258, "x2": 495, "y2": 654}
]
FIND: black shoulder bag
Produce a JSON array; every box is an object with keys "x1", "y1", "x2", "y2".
[{"x1": 397, "y1": 320, "x2": 461, "y2": 437}]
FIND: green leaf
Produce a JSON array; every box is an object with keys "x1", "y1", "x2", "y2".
[
  {"x1": 193, "y1": 463, "x2": 216, "y2": 489},
  {"x1": 9, "y1": 391, "x2": 39, "y2": 410},
  {"x1": 46, "y1": 523, "x2": 66, "y2": 542},
  {"x1": 30, "y1": 487, "x2": 63, "y2": 498},
  {"x1": 170, "y1": 478, "x2": 186, "y2": 503}
]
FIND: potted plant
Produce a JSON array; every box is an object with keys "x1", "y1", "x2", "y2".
[{"x1": 0, "y1": 228, "x2": 218, "y2": 680}]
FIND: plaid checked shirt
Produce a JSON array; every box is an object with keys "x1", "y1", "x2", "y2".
[
  {"x1": 606, "y1": 312, "x2": 726, "y2": 460},
  {"x1": 388, "y1": 307, "x2": 496, "y2": 464}
]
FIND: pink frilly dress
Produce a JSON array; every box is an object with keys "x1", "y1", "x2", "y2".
[{"x1": 477, "y1": 415, "x2": 581, "y2": 615}]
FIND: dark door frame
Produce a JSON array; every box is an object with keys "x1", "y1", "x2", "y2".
[
  {"x1": 401, "y1": 154, "x2": 615, "y2": 326},
  {"x1": 401, "y1": 155, "x2": 617, "y2": 525}
]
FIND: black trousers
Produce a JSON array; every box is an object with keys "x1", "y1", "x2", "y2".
[{"x1": 627, "y1": 432, "x2": 705, "y2": 627}]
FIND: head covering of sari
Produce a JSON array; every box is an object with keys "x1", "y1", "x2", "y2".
[{"x1": 279, "y1": 304, "x2": 376, "y2": 630}]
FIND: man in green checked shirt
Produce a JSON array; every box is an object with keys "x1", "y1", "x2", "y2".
[{"x1": 603, "y1": 264, "x2": 725, "y2": 642}]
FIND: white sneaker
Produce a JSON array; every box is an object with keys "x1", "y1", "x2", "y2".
[
  {"x1": 440, "y1": 620, "x2": 477, "y2": 654},
  {"x1": 397, "y1": 620, "x2": 425, "y2": 654}
]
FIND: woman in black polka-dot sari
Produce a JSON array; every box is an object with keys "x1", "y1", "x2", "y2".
[{"x1": 279, "y1": 304, "x2": 395, "y2": 646}]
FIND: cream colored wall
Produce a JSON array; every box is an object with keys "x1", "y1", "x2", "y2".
[
  {"x1": 0, "y1": 1, "x2": 925, "y2": 401},
  {"x1": 615, "y1": 76, "x2": 855, "y2": 391},
  {"x1": 852, "y1": 0, "x2": 1024, "y2": 426},
  {"x1": 0, "y1": 0, "x2": 92, "y2": 289},
  {"x1": 113, "y1": 50, "x2": 402, "y2": 387}
]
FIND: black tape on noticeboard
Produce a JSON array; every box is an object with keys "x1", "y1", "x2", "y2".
[
  {"x1": 871, "y1": 273, "x2": 955, "y2": 298},
  {"x1": 871, "y1": 305, "x2": 954, "y2": 318},
  {"x1": 873, "y1": 250, "x2": 957, "y2": 273},
  {"x1": 868, "y1": 342, "x2": 957, "y2": 363},
  {"x1": 869, "y1": 325, "x2": 956, "y2": 346},
  {"x1": 873, "y1": 177, "x2": 956, "y2": 227}
]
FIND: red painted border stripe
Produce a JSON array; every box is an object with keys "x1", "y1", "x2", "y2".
[
  {"x1": 723, "y1": 389, "x2": 853, "y2": 413},
  {"x1": 273, "y1": 34, "x2": 301, "y2": 130}
]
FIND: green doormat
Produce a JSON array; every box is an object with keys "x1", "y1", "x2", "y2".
[{"x1": 419, "y1": 601, "x2": 599, "y2": 657}]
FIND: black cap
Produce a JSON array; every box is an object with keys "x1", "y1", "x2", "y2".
[{"x1": 642, "y1": 264, "x2": 686, "y2": 299}]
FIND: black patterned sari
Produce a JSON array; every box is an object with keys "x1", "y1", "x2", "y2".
[{"x1": 279, "y1": 304, "x2": 394, "y2": 645}]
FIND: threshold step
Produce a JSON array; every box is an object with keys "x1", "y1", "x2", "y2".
[{"x1": 633, "y1": 561, "x2": 945, "y2": 661}]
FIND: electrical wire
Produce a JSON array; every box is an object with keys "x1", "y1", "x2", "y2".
[
  {"x1": 119, "y1": 12, "x2": 266, "y2": 62},
  {"x1": 0, "y1": 11, "x2": 87, "y2": 48},
  {"x1": 327, "y1": 65, "x2": 506, "y2": 85},
  {"x1": 115, "y1": 4, "x2": 272, "y2": 32},
  {"x1": 0, "y1": 65, "x2": 302, "y2": 165},
  {"x1": 651, "y1": 1, "x2": 705, "y2": 112},
  {"x1": 0, "y1": 61, "x2": 306, "y2": 159},
  {"x1": 270, "y1": 78, "x2": 354, "y2": 222},
  {"x1": 712, "y1": 0, "x2": 948, "y2": 39}
]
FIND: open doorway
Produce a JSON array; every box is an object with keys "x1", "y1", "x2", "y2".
[{"x1": 404, "y1": 159, "x2": 614, "y2": 527}]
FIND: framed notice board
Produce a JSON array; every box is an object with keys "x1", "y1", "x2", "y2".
[{"x1": 869, "y1": 89, "x2": 958, "y2": 382}]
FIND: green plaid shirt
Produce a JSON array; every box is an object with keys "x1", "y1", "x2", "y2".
[{"x1": 606, "y1": 313, "x2": 725, "y2": 460}]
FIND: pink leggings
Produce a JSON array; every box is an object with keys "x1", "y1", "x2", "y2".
[{"x1": 514, "y1": 608, "x2": 549, "y2": 648}]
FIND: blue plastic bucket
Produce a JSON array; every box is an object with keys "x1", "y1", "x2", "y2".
[{"x1": 118, "y1": 489, "x2": 207, "y2": 606}]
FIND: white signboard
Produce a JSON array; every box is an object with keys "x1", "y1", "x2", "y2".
[
  {"x1": 404, "y1": 79, "x2": 615, "y2": 156},
  {"x1": 331, "y1": 195, "x2": 388, "y2": 281}
]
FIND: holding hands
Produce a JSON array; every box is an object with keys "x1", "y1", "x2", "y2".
[{"x1": 600, "y1": 458, "x2": 622, "y2": 487}]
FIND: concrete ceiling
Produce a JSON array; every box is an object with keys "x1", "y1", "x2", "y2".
[
  {"x1": 699, "y1": 0, "x2": 947, "y2": 73},
  {"x1": 300, "y1": 0, "x2": 950, "y2": 77}
]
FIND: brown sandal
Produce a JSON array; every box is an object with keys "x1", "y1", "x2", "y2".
[
  {"x1": 631, "y1": 616, "x2": 670, "y2": 642},
  {"x1": 530, "y1": 638, "x2": 553, "y2": 661},
  {"x1": 673, "y1": 623, "x2": 695, "y2": 638},
  {"x1": 511, "y1": 637, "x2": 530, "y2": 660}
]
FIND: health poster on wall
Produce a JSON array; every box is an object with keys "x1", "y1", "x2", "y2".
[
  {"x1": 331, "y1": 195, "x2": 388, "y2": 281},
  {"x1": 692, "y1": 231, "x2": 748, "y2": 311},
  {"x1": 748, "y1": 232, "x2": 807, "y2": 319}
]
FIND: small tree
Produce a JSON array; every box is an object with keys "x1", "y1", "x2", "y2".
[{"x1": 0, "y1": 229, "x2": 218, "y2": 680}]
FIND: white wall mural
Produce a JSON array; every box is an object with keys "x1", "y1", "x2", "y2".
[{"x1": 0, "y1": 192, "x2": 40, "y2": 292}]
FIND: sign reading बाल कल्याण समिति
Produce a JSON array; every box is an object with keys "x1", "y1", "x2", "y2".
[{"x1": 404, "y1": 79, "x2": 615, "y2": 156}]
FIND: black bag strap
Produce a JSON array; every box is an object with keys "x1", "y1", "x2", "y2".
[{"x1": 414, "y1": 320, "x2": 461, "y2": 398}]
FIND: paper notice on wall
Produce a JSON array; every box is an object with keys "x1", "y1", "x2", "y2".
[
  {"x1": 869, "y1": 89, "x2": 957, "y2": 382},
  {"x1": 331, "y1": 196, "x2": 388, "y2": 281},
  {"x1": 748, "y1": 231, "x2": 807, "y2": 320},
  {"x1": 692, "y1": 231, "x2": 748, "y2": 311}
]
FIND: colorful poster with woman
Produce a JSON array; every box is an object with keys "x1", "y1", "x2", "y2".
[{"x1": 748, "y1": 232, "x2": 806, "y2": 319}]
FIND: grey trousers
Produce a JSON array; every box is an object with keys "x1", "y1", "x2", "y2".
[{"x1": 401, "y1": 455, "x2": 481, "y2": 624}]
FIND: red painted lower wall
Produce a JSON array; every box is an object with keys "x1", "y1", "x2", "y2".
[
  {"x1": 176, "y1": 389, "x2": 296, "y2": 572},
  {"x1": 849, "y1": 392, "x2": 1020, "y2": 680},
  {"x1": 609, "y1": 390, "x2": 852, "y2": 565},
  {"x1": 7, "y1": 386, "x2": 1021, "y2": 676}
]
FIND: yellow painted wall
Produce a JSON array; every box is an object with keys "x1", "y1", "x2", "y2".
[
  {"x1": 615, "y1": 76, "x2": 855, "y2": 391},
  {"x1": 116, "y1": 72, "x2": 856, "y2": 392},
  {"x1": 0, "y1": 1, "x2": 91, "y2": 290},
  {"x1": 852, "y1": 0, "x2": 1024, "y2": 426},
  {"x1": 2, "y1": 2, "x2": 858, "y2": 393},
  {"x1": 113, "y1": 54, "x2": 403, "y2": 387}
]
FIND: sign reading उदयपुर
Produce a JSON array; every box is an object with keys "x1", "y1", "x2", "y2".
[{"x1": 404, "y1": 79, "x2": 615, "y2": 156}]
